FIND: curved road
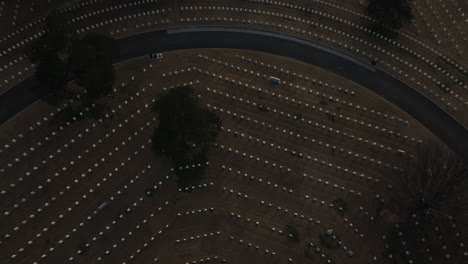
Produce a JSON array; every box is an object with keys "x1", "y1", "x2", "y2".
[{"x1": 1, "y1": 26, "x2": 467, "y2": 159}]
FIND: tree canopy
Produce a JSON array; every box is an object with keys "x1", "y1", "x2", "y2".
[
  {"x1": 69, "y1": 34, "x2": 119, "y2": 99},
  {"x1": 366, "y1": 0, "x2": 414, "y2": 37},
  {"x1": 151, "y1": 86, "x2": 221, "y2": 187},
  {"x1": 27, "y1": 10, "x2": 118, "y2": 104},
  {"x1": 34, "y1": 54, "x2": 69, "y2": 94},
  {"x1": 27, "y1": 9, "x2": 71, "y2": 60}
]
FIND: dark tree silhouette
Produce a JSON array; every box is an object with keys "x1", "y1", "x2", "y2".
[
  {"x1": 26, "y1": 10, "x2": 72, "y2": 95},
  {"x1": 33, "y1": 52, "x2": 68, "y2": 95},
  {"x1": 27, "y1": 9, "x2": 71, "y2": 59},
  {"x1": 69, "y1": 34, "x2": 119, "y2": 99},
  {"x1": 366, "y1": 0, "x2": 414, "y2": 37},
  {"x1": 151, "y1": 86, "x2": 221, "y2": 187}
]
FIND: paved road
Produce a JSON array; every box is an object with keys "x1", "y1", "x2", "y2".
[{"x1": 1, "y1": 26, "x2": 467, "y2": 159}]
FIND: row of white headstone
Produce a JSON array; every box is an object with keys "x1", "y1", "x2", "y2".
[
  {"x1": 1, "y1": 71, "x2": 146, "y2": 160},
  {"x1": 197, "y1": 56, "x2": 418, "y2": 145},
  {"x1": 198, "y1": 64, "x2": 419, "y2": 145},
  {"x1": 247, "y1": 0, "x2": 467, "y2": 92},
  {"x1": 68, "y1": 170, "x2": 178, "y2": 262},
  {"x1": 9, "y1": 139, "x2": 153, "y2": 260},
  {"x1": 179, "y1": 7, "x2": 464, "y2": 110},
  {"x1": 2, "y1": 114, "x2": 155, "y2": 225},
  {"x1": 212, "y1": 109, "x2": 382, "y2": 183},
  {"x1": 219, "y1": 124, "x2": 395, "y2": 174}
]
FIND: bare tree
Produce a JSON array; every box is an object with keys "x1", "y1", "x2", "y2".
[
  {"x1": 384, "y1": 142, "x2": 468, "y2": 263},
  {"x1": 400, "y1": 142, "x2": 468, "y2": 216}
]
